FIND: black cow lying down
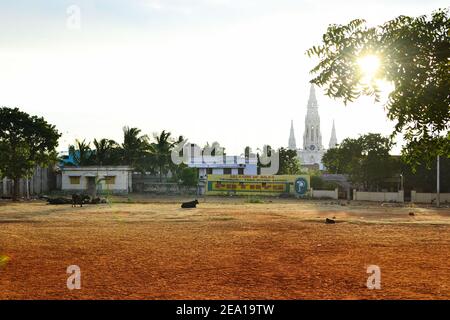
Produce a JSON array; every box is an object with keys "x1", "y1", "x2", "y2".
[
  {"x1": 181, "y1": 199, "x2": 199, "y2": 208},
  {"x1": 72, "y1": 194, "x2": 91, "y2": 207}
]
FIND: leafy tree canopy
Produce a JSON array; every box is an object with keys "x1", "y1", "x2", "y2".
[
  {"x1": 150, "y1": 130, "x2": 184, "y2": 182},
  {"x1": 0, "y1": 107, "x2": 61, "y2": 200},
  {"x1": 306, "y1": 8, "x2": 450, "y2": 167},
  {"x1": 322, "y1": 133, "x2": 395, "y2": 190},
  {"x1": 277, "y1": 147, "x2": 303, "y2": 175}
]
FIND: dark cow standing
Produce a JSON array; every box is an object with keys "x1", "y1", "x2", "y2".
[
  {"x1": 181, "y1": 199, "x2": 199, "y2": 208},
  {"x1": 72, "y1": 194, "x2": 90, "y2": 207}
]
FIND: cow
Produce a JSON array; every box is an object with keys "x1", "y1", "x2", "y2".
[
  {"x1": 181, "y1": 199, "x2": 199, "y2": 209},
  {"x1": 72, "y1": 194, "x2": 91, "y2": 207},
  {"x1": 325, "y1": 218, "x2": 336, "y2": 224}
]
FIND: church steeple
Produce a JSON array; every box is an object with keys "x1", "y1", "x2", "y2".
[
  {"x1": 303, "y1": 84, "x2": 323, "y2": 151},
  {"x1": 307, "y1": 83, "x2": 318, "y2": 108},
  {"x1": 329, "y1": 119, "x2": 337, "y2": 149},
  {"x1": 288, "y1": 120, "x2": 297, "y2": 150}
]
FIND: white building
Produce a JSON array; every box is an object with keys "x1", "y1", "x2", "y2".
[
  {"x1": 187, "y1": 154, "x2": 258, "y2": 195},
  {"x1": 188, "y1": 155, "x2": 258, "y2": 180},
  {"x1": 289, "y1": 84, "x2": 338, "y2": 170},
  {"x1": 60, "y1": 166, "x2": 133, "y2": 194}
]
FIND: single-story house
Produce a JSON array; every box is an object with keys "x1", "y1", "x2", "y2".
[{"x1": 60, "y1": 166, "x2": 133, "y2": 194}]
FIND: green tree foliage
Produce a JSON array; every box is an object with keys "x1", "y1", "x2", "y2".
[
  {"x1": 69, "y1": 139, "x2": 93, "y2": 166},
  {"x1": 179, "y1": 166, "x2": 198, "y2": 187},
  {"x1": 400, "y1": 156, "x2": 450, "y2": 192},
  {"x1": 67, "y1": 128, "x2": 188, "y2": 181},
  {"x1": 306, "y1": 8, "x2": 450, "y2": 167},
  {"x1": 277, "y1": 147, "x2": 303, "y2": 175},
  {"x1": 121, "y1": 126, "x2": 150, "y2": 171},
  {"x1": 0, "y1": 107, "x2": 61, "y2": 200},
  {"x1": 310, "y1": 175, "x2": 340, "y2": 190},
  {"x1": 244, "y1": 146, "x2": 252, "y2": 158},
  {"x1": 322, "y1": 133, "x2": 395, "y2": 190},
  {"x1": 150, "y1": 131, "x2": 184, "y2": 182},
  {"x1": 93, "y1": 138, "x2": 120, "y2": 166}
]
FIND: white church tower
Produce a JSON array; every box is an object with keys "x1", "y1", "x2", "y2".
[
  {"x1": 297, "y1": 84, "x2": 326, "y2": 169},
  {"x1": 302, "y1": 84, "x2": 323, "y2": 152},
  {"x1": 287, "y1": 83, "x2": 339, "y2": 170}
]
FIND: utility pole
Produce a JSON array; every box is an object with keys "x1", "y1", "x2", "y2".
[{"x1": 437, "y1": 155, "x2": 440, "y2": 207}]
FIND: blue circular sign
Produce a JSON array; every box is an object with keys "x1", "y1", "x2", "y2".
[{"x1": 294, "y1": 177, "x2": 308, "y2": 195}]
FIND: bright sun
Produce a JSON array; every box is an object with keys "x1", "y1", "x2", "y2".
[{"x1": 358, "y1": 54, "x2": 380, "y2": 80}]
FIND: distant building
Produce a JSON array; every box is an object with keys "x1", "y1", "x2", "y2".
[
  {"x1": 188, "y1": 155, "x2": 258, "y2": 196},
  {"x1": 289, "y1": 84, "x2": 338, "y2": 170},
  {"x1": 60, "y1": 166, "x2": 133, "y2": 194},
  {"x1": 188, "y1": 155, "x2": 258, "y2": 180}
]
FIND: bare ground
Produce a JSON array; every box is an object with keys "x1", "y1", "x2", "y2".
[{"x1": 0, "y1": 198, "x2": 449, "y2": 300}]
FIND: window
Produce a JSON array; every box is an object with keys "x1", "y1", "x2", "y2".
[
  {"x1": 238, "y1": 168, "x2": 244, "y2": 175},
  {"x1": 69, "y1": 176, "x2": 81, "y2": 185},
  {"x1": 105, "y1": 176, "x2": 116, "y2": 185},
  {"x1": 206, "y1": 168, "x2": 213, "y2": 175},
  {"x1": 223, "y1": 168, "x2": 232, "y2": 174}
]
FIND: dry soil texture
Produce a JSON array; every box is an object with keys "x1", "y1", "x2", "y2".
[{"x1": 0, "y1": 198, "x2": 449, "y2": 299}]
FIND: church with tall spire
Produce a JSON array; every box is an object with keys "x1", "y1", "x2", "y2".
[{"x1": 288, "y1": 84, "x2": 338, "y2": 170}]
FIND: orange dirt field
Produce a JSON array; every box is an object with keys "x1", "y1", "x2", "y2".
[{"x1": 0, "y1": 197, "x2": 449, "y2": 300}]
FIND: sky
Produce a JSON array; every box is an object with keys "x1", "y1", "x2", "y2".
[{"x1": 0, "y1": 0, "x2": 448, "y2": 155}]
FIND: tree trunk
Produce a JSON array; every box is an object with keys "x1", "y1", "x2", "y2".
[{"x1": 12, "y1": 177, "x2": 20, "y2": 201}]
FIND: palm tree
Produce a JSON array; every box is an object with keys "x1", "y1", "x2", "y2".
[
  {"x1": 69, "y1": 139, "x2": 93, "y2": 166},
  {"x1": 93, "y1": 138, "x2": 119, "y2": 165},
  {"x1": 151, "y1": 131, "x2": 182, "y2": 182},
  {"x1": 121, "y1": 126, "x2": 149, "y2": 170}
]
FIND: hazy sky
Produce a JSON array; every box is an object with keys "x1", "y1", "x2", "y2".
[{"x1": 0, "y1": 0, "x2": 447, "y2": 154}]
